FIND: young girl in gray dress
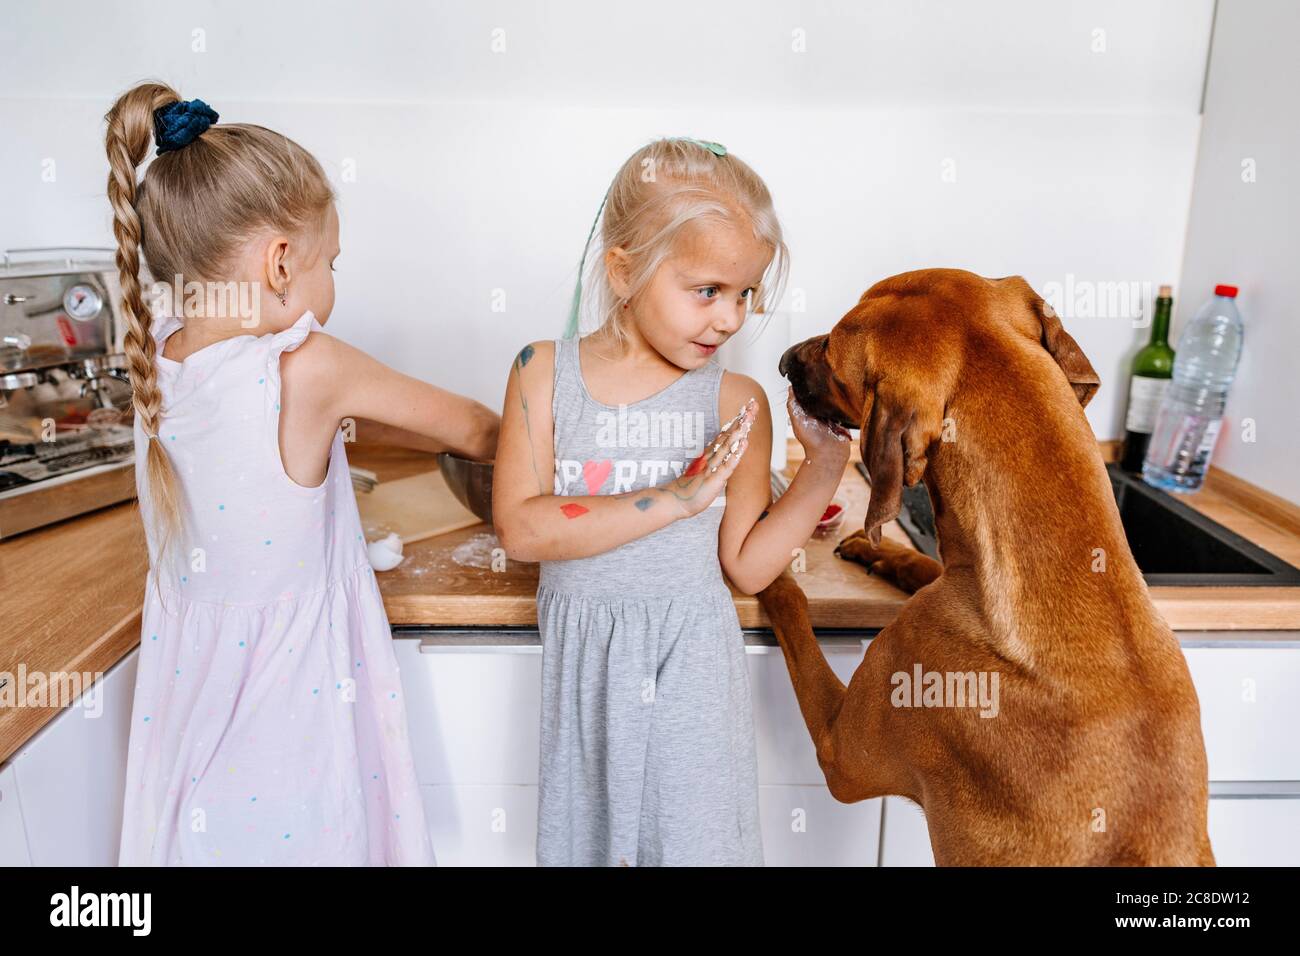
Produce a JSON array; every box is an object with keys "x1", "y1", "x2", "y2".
[{"x1": 493, "y1": 138, "x2": 851, "y2": 866}]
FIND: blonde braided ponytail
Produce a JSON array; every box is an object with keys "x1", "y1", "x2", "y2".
[{"x1": 105, "y1": 82, "x2": 185, "y2": 559}]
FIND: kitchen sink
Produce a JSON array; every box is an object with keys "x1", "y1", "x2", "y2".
[{"x1": 862, "y1": 462, "x2": 1300, "y2": 587}]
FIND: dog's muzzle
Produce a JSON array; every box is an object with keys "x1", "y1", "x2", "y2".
[{"x1": 780, "y1": 338, "x2": 854, "y2": 430}]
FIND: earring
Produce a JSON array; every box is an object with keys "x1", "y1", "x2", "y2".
[{"x1": 276, "y1": 286, "x2": 287, "y2": 306}]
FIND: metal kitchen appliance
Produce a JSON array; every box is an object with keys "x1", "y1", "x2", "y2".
[{"x1": 0, "y1": 248, "x2": 136, "y2": 539}]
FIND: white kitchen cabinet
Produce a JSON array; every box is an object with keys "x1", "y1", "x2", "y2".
[
  {"x1": 399, "y1": 636, "x2": 540, "y2": 867},
  {"x1": 750, "y1": 639, "x2": 882, "y2": 866},
  {"x1": 759, "y1": 785, "x2": 881, "y2": 866},
  {"x1": 422, "y1": 784, "x2": 539, "y2": 867},
  {"x1": 748, "y1": 640, "x2": 865, "y2": 785},
  {"x1": 395, "y1": 637, "x2": 542, "y2": 786},
  {"x1": 402, "y1": 633, "x2": 879, "y2": 866},
  {"x1": 0, "y1": 763, "x2": 31, "y2": 866},
  {"x1": 1183, "y1": 645, "x2": 1300, "y2": 781},
  {"x1": 397, "y1": 635, "x2": 869, "y2": 790},
  {"x1": 1207, "y1": 796, "x2": 1300, "y2": 866},
  {"x1": 879, "y1": 792, "x2": 1300, "y2": 867},
  {"x1": 7, "y1": 648, "x2": 138, "y2": 866},
  {"x1": 879, "y1": 797, "x2": 936, "y2": 866},
  {"x1": 4, "y1": 632, "x2": 1290, "y2": 869},
  {"x1": 420, "y1": 782, "x2": 885, "y2": 868},
  {"x1": 424, "y1": 781, "x2": 884, "y2": 867}
]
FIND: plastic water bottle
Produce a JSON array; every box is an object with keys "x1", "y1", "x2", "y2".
[{"x1": 1142, "y1": 285, "x2": 1244, "y2": 492}]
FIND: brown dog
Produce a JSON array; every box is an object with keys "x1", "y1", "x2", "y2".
[{"x1": 759, "y1": 269, "x2": 1214, "y2": 866}]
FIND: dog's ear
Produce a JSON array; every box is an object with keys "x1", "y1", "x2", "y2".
[
  {"x1": 860, "y1": 379, "x2": 944, "y2": 547},
  {"x1": 1036, "y1": 300, "x2": 1100, "y2": 407}
]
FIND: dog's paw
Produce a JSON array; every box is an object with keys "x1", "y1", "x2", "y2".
[
  {"x1": 835, "y1": 531, "x2": 904, "y2": 572},
  {"x1": 835, "y1": 532, "x2": 939, "y2": 593}
]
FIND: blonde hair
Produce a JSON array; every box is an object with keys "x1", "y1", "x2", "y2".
[
  {"x1": 104, "y1": 80, "x2": 334, "y2": 561},
  {"x1": 572, "y1": 138, "x2": 789, "y2": 341}
]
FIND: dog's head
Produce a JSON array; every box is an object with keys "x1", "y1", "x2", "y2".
[{"x1": 779, "y1": 269, "x2": 1099, "y2": 546}]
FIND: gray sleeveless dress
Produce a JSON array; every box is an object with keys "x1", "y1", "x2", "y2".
[{"x1": 536, "y1": 336, "x2": 763, "y2": 866}]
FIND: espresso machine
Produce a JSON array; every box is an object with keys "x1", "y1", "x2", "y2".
[{"x1": 0, "y1": 248, "x2": 136, "y2": 539}]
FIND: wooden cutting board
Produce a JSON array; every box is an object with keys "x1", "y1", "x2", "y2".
[{"x1": 356, "y1": 468, "x2": 483, "y2": 545}]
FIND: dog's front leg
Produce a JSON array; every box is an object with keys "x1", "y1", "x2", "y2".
[
  {"x1": 757, "y1": 571, "x2": 846, "y2": 756},
  {"x1": 759, "y1": 570, "x2": 915, "y2": 804}
]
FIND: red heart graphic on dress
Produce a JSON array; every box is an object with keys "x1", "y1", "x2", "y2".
[{"x1": 582, "y1": 459, "x2": 613, "y2": 495}]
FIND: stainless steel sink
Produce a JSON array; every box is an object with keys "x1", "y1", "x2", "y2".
[{"x1": 861, "y1": 462, "x2": 1300, "y2": 587}]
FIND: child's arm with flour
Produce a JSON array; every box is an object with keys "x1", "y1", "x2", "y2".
[
  {"x1": 714, "y1": 372, "x2": 851, "y2": 595},
  {"x1": 492, "y1": 341, "x2": 754, "y2": 562}
]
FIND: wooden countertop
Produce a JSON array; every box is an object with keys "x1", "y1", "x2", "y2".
[
  {"x1": 0, "y1": 496, "x2": 148, "y2": 764},
  {"x1": 3, "y1": 439, "x2": 1300, "y2": 764},
  {"x1": 378, "y1": 443, "x2": 1300, "y2": 633}
]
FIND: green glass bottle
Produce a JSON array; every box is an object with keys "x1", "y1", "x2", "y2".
[{"x1": 1120, "y1": 285, "x2": 1176, "y2": 473}]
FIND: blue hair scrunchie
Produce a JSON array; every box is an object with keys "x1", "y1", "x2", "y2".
[{"x1": 153, "y1": 98, "x2": 219, "y2": 155}]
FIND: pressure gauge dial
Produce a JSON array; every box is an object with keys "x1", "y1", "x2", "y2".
[{"x1": 63, "y1": 283, "x2": 104, "y2": 322}]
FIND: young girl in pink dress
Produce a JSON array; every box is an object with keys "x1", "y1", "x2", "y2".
[{"x1": 106, "y1": 82, "x2": 498, "y2": 865}]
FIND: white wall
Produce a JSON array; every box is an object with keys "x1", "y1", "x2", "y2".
[
  {"x1": 1177, "y1": 0, "x2": 1299, "y2": 504},
  {"x1": 1, "y1": 0, "x2": 1213, "y2": 440}
]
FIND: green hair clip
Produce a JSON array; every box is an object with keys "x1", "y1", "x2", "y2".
[
  {"x1": 677, "y1": 137, "x2": 728, "y2": 157},
  {"x1": 563, "y1": 137, "x2": 728, "y2": 338}
]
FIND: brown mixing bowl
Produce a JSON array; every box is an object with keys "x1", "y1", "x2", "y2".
[{"x1": 437, "y1": 452, "x2": 494, "y2": 528}]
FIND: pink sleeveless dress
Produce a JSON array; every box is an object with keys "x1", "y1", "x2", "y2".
[{"x1": 119, "y1": 310, "x2": 436, "y2": 866}]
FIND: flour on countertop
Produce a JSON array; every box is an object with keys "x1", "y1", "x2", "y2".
[
  {"x1": 450, "y1": 532, "x2": 501, "y2": 569},
  {"x1": 385, "y1": 532, "x2": 507, "y2": 579}
]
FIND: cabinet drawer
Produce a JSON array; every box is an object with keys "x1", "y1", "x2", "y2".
[
  {"x1": 1207, "y1": 795, "x2": 1300, "y2": 866},
  {"x1": 1184, "y1": 646, "x2": 1300, "y2": 781},
  {"x1": 395, "y1": 638, "x2": 542, "y2": 786},
  {"x1": 758, "y1": 786, "x2": 880, "y2": 866}
]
